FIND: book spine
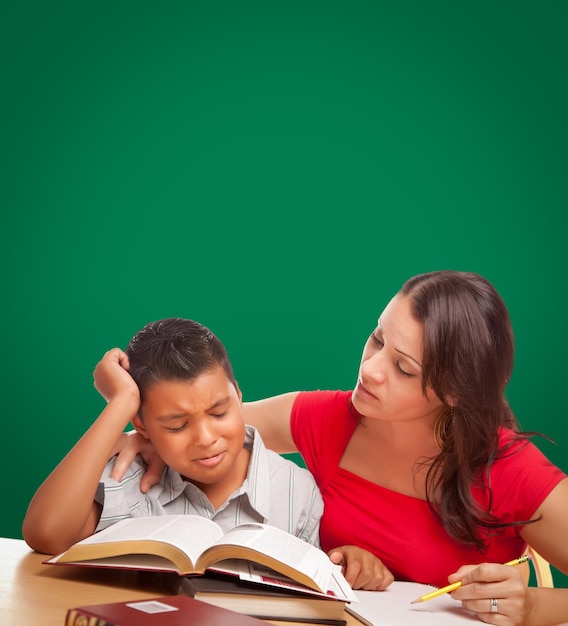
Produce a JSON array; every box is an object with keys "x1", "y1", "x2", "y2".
[{"x1": 65, "y1": 608, "x2": 113, "y2": 626}]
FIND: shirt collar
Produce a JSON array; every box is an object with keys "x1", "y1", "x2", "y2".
[
  {"x1": 241, "y1": 424, "x2": 271, "y2": 521},
  {"x1": 156, "y1": 425, "x2": 272, "y2": 522}
]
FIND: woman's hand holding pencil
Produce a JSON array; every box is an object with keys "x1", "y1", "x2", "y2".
[
  {"x1": 413, "y1": 555, "x2": 532, "y2": 625},
  {"x1": 411, "y1": 555, "x2": 531, "y2": 603}
]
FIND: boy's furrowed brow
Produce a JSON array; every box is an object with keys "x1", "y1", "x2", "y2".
[
  {"x1": 156, "y1": 412, "x2": 189, "y2": 422},
  {"x1": 155, "y1": 396, "x2": 232, "y2": 421},
  {"x1": 206, "y1": 395, "x2": 232, "y2": 411}
]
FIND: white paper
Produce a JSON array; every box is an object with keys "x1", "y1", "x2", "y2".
[{"x1": 346, "y1": 582, "x2": 478, "y2": 625}]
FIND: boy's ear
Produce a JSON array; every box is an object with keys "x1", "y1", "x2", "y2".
[
  {"x1": 131, "y1": 413, "x2": 151, "y2": 440},
  {"x1": 236, "y1": 382, "x2": 242, "y2": 403}
]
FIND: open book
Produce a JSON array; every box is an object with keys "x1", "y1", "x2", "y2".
[{"x1": 45, "y1": 515, "x2": 354, "y2": 601}]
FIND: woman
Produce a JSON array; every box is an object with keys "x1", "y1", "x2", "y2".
[{"x1": 112, "y1": 271, "x2": 568, "y2": 625}]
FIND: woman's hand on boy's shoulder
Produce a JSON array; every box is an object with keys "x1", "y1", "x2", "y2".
[
  {"x1": 110, "y1": 430, "x2": 165, "y2": 493},
  {"x1": 328, "y1": 545, "x2": 394, "y2": 590}
]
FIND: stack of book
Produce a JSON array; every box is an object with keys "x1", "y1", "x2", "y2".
[
  {"x1": 164, "y1": 570, "x2": 349, "y2": 623},
  {"x1": 48, "y1": 515, "x2": 356, "y2": 624}
]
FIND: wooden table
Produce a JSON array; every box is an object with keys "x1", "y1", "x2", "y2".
[{"x1": 0, "y1": 538, "x2": 363, "y2": 625}]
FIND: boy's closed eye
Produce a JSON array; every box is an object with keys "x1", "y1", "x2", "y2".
[{"x1": 166, "y1": 422, "x2": 188, "y2": 433}]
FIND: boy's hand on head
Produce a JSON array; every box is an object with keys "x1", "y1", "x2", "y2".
[
  {"x1": 110, "y1": 431, "x2": 165, "y2": 493},
  {"x1": 328, "y1": 545, "x2": 394, "y2": 591},
  {"x1": 93, "y1": 348, "x2": 139, "y2": 405}
]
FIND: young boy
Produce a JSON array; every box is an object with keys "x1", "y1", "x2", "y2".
[{"x1": 22, "y1": 318, "x2": 323, "y2": 556}]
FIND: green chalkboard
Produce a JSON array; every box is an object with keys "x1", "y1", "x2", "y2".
[{"x1": 2, "y1": 0, "x2": 567, "y2": 586}]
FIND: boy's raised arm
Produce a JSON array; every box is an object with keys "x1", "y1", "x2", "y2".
[{"x1": 22, "y1": 349, "x2": 140, "y2": 555}]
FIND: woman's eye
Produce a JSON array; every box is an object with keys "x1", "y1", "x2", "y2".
[
  {"x1": 396, "y1": 362, "x2": 414, "y2": 378},
  {"x1": 371, "y1": 334, "x2": 384, "y2": 347}
]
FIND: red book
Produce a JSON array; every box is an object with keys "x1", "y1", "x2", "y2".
[{"x1": 65, "y1": 595, "x2": 265, "y2": 626}]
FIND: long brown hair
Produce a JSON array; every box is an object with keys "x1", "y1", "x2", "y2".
[{"x1": 400, "y1": 270, "x2": 525, "y2": 548}]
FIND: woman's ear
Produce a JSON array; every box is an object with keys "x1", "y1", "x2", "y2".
[
  {"x1": 443, "y1": 392, "x2": 457, "y2": 408},
  {"x1": 131, "y1": 413, "x2": 151, "y2": 440}
]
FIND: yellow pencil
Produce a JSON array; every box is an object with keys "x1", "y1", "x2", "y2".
[{"x1": 410, "y1": 555, "x2": 531, "y2": 604}]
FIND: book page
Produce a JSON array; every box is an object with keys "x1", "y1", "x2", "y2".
[
  {"x1": 52, "y1": 515, "x2": 224, "y2": 566},
  {"x1": 346, "y1": 583, "x2": 478, "y2": 625},
  {"x1": 235, "y1": 561, "x2": 357, "y2": 603},
  {"x1": 201, "y1": 523, "x2": 334, "y2": 592}
]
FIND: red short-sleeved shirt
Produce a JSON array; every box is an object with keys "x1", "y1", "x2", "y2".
[{"x1": 291, "y1": 390, "x2": 566, "y2": 587}]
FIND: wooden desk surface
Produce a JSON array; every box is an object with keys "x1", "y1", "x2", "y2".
[{"x1": 0, "y1": 538, "x2": 363, "y2": 626}]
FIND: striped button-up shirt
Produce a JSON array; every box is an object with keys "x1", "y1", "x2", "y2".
[{"x1": 95, "y1": 425, "x2": 323, "y2": 546}]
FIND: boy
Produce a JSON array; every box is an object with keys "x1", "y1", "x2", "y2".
[{"x1": 22, "y1": 318, "x2": 322, "y2": 556}]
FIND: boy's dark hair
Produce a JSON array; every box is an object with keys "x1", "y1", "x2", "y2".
[{"x1": 126, "y1": 318, "x2": 236, "y2": 399}]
